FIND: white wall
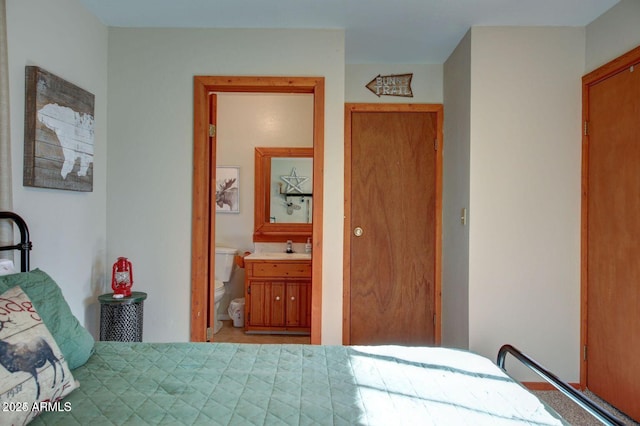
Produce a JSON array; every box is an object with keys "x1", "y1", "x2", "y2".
[
  {"x1": 7, "y1": 2, "x2": 631, "y2": 356},
  {"x1": 107, "y1": 28, "x2": 345, "y2": 343},
  {"x1": 442, "y1": 30, "x2": 471, "y2": 350},
  {"x1": 468, "y1": 27, "x2": 584, "y2": 381},
  {"x1": 6, "y1": 0, "x2": 108, "y2": 338},
  {"x1": 585, "y1": 0, "x2": 640, "y2": 72},
  {"x1": 214, "y1": 93, "x2": 313, "y2": 318},
  {"x1": 345, "y1": 63, "x2": 443, "y2": 103}
]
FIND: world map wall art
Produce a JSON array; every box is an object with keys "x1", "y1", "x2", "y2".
[{"x1": 23, "y1": 66, "x2": 95, "y2": 192}]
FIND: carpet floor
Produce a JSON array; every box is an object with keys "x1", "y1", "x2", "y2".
[{"x1": 534, "y1": 389, "x2": 639, "y2": 425}]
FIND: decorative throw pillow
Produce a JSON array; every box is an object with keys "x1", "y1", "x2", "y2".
[
  {"x1": 0, "y1": 286, "x2": 78, "y2": 425},
  {"x1": 0, "y1": 259, "x2": 16, "y2": 276},
  {"x1": 0, "y1": 269, "x2": 95, "y2": 369}
]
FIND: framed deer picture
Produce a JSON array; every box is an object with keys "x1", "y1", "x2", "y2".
[{"x1": 215, "y1": 166, "x2": 240, "y2": 213}]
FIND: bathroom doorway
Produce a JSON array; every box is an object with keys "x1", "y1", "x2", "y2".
[
  {"x1": 212, "y1": 92, "x2": 313, "y2": 344},
  {"x1": 190, "y1": 76, "x2": 325, "y2": 344}
]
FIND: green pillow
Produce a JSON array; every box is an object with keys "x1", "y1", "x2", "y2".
[{"x1": 0, "y1": 268, "x2": 95, "y2": 369}]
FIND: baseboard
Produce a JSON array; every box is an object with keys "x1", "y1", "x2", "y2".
[{"x1": 523, "y1": 382, "x2": 581, "y2": 391}]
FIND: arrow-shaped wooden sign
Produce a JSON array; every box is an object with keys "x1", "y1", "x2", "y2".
[{"x1": 366, "y1": 73, "x2": 413, "y2": 97}]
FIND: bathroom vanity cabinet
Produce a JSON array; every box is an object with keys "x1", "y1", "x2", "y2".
[{"x1": 244, "y1": 257, "x2": 311, "y2": 334}]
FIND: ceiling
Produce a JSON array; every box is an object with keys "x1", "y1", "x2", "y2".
[{"x1": 79, "y1": 0, "x2": 619, "y2": 64}]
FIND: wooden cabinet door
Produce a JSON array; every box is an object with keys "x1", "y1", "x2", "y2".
[
  {"x1": 248, "y1": 281, "x2": 285, "y2": 326},
  {"x1": 285, "y1": 282, "x2": 311, "y2": 328},
  {"x1": 269, "y1": 282, "x2": 286, "y2": 326},
  {"x1": 247, "y1": 281, "x2": 267, "y2": 326}
]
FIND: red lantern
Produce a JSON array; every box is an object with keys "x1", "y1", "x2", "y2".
[{"x1": 112, "y1": 257, "x2": 134, "y2": 298}]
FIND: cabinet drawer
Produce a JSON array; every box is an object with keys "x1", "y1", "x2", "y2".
[{"x1": 250, "y1": 261, "x2": 311, "y2": 278}]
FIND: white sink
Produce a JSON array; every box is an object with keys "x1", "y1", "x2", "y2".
[{"x1": 245, "y1": 252, "x2": 311, "y2": 260}]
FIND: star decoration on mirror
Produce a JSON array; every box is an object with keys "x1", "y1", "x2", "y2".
[{"x1": 281, "y1": 167, "x2": 309, "y2": 193}]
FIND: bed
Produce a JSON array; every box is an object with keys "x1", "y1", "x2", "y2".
[{"x1": 0, "y1": 211, "x2": 624, "y2": 425}]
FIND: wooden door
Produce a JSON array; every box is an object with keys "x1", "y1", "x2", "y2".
[
  {"x1": 344, "y1": 104, "x2": 442, "y2": 346},
  {"x1": 207, "y1": 93, "x2": 218, "y2": 338},
  {"x1": 583, "y1": 48, "x2": 640, "y2": 422}
]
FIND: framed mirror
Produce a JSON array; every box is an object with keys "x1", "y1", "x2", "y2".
[{"x1": 254, "y1": 147, "x2": 313, "y2": 242}]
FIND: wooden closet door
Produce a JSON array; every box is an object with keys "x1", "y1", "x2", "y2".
[
  {"x1": 346, "y1": 108, "x2": 438, "y2": 345},
  {"x1": 586, "y1": 62, "x2": 640, "y2": 421}
]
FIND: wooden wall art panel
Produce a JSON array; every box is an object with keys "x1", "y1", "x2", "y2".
[{"x1": 24, "y1": 66, "x2": 95, "y2": 192}]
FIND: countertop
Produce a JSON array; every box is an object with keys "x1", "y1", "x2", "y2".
[{"x1": 244, "y1": 252, "x2": 311, "y2": 261}]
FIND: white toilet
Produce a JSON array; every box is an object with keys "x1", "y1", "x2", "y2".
[{"x1": 213, "y1": 246, "x2": 238, "y2": 334}]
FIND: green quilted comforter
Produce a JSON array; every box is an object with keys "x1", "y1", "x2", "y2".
[{"x1": 31, "y1": 342, "x2": 566, "y2": 425}]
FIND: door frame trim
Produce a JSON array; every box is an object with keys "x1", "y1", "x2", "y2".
[
  {"x1": 580, "y1": 45, "x2": 640, "y2": 387},
  {"x1": 191, "y1": 76, "x2": 325, "y2": 343},
  {"x1": 342, "y1": 103, "x2": 443, "y2": 345}
]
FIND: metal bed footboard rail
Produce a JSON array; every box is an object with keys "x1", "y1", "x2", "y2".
[
  {"x1": 0, "y1": 211, "x2": 32, "y2": 272},
  {"x1": 497, "y1": 344, "x2": 624, "y2": 426}
]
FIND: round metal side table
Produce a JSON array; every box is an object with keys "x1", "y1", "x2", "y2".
[{"x1": 98, "y1": 291, "x2": 147, "y2": 342}]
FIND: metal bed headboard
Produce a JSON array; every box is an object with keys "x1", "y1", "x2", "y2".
[{"x1": 0, "y1": 211, "x2": 32, "y2": 272}]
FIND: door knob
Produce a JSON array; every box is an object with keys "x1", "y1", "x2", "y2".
[{"x1": 353, "y1": 227, "x2": 364, "y2": 237}]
